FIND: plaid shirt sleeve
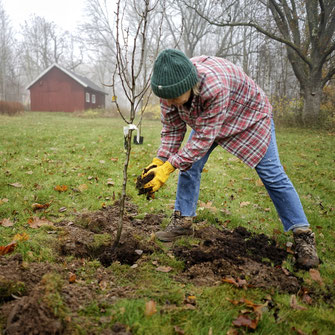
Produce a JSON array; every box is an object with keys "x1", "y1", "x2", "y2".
[
  {"x1": 157, "y1": 75, "x2": 230, "y2": 170},
  {"x1": 156, "y1": 103, "x2": 187, "y2": 159}
]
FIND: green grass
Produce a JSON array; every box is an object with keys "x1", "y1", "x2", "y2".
[{"x1": 1, "y1": 112, "x2": 335, "y2": 334}]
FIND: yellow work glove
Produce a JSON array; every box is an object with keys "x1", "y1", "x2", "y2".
[
  {"x1": 143, "y1": 161, "x2": 175, "y2": 193},
  {"x1": 141, "y1": 157, "x2": 164, "y2": 178}
]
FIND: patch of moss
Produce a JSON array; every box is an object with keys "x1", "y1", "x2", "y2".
[
  {"x1": 41, "y1": 273, "x2": 67, "y2": 318},
  {"x1": 90, "y1": 233, "x2": 112, "y2": 249},
  {"x1": 0, "y1": 276, "x2": 26, "y2": 301}
]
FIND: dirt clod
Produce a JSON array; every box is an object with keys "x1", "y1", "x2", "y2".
[
  {"x1": 4, "y1": 274, "x2": 65, "y2": 335},
  {"x1": 136, "y1": 171, "x2": 154, "y2": 199},
  {"x1": 111, "y1": 322, "x2": 132, "y2": 334}
]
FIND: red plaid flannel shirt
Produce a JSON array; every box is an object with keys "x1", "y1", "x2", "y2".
[{"x1": 157, "y1": 56, "x2": 272, "y2": 170}]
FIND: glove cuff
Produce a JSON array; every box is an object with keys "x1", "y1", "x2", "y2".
[
  {"x1": 163, "y1": 161, "x2": 176, "y2": 174},
  {"x1": 152, "y1": 157, "x2": 164, "y2": 166}
]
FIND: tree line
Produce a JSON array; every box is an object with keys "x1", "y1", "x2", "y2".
[{"x1": 0, "y1": 0, "x2": 334, "y2": 125}]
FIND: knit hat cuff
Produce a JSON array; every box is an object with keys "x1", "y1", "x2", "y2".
[
  {"x1": 151, "y1": 49, "x2": 199, "y2": 99},
  {"x1": 152, "y1": 68, "x2": 198, "y2": 99}
]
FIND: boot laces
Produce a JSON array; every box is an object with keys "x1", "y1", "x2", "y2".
[
  {"x1": 294, "y1": 230, "x2": 317, "y2": 257},
  {"x1": 166, "y1": 211, "x2": 191, "y2": 232}
]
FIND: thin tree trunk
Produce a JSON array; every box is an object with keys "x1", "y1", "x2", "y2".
[{"x1": 113, "y1": 129, "x2": 133, "y2": 249}]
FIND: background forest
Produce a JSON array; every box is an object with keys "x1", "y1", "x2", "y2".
[{"x1": 0, "y1": 0, "x2": 334, "y2": 127}]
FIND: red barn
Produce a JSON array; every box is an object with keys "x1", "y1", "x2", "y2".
[{"x1": 27, "y1": 63, "x2": 107, "y2": 113}]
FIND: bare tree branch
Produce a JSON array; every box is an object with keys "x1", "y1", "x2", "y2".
[{"x1": 186, "y1": 1, "x2": 312, "y2": 67}]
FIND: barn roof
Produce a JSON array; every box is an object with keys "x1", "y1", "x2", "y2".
[{"x1": 26, "y1": 63, "x2": 107, "y2": 94}]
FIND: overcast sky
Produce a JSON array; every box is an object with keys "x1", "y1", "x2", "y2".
[{"x1": 3, "y1": 0, "x2": 86, "y2": 33}]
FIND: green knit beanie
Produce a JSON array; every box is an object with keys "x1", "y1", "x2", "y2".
[{"x1": 151, "y1": 49, "x2": 198, "y2": 99}]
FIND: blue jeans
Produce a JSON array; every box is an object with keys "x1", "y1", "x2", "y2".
[{"x1": 174, "y1": 120, "x2": 309, "y2": 232}]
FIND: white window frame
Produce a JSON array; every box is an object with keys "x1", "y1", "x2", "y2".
[
  {"x1": 86, "y1": 92, "x2": 90, "y2": 102},
  {"x1": 92, "y1": 94, "x2": 96, "y2": 104}
]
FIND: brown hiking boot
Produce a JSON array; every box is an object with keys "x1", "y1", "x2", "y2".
[
  {"x1": 293, "y1": 228, "x2": 319, "y2": 269},
  {"x1": 155, "y1": 211, "x2": 193, "y2": 242}
]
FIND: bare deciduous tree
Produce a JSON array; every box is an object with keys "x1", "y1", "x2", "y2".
[
  {"x1": 19, "y1": 16, "x2": 82, "y2": 82},
  {"x1": 162, "y1": 0, "x2": 213, "y2": 57},
  {"x1": 108, "y1": 0, "x2": 163, "y2": 249},
  {"x1": 0, "y1": 0, "x2": 20, "y2": 101},
  {"x1": 81, "y1": 0, "x2": 117, "y2": 61},
  {"x1": 187, "y1": 0, "x2": 335, "y2": 123}
]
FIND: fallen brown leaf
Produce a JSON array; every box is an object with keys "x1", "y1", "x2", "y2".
[
  {"x1": 309, "y1": 269, "x2": 323, "y2": 285},
  {"x1": 107, "y1": 178, "x2": 115, "y2": 186},
  {"x1": 54, "y1": 185, "x2": 68, "y2": 192},
  {"x1": 156, "y1": 266, "x2": 172, "y2": 273},
  {"x1": 69, "y1": 273, "x2": 76, "y2": 283},
  {"x1": 222, "y1": 277, "x2": 239, "y2": 286},
  {"x1": 32, "y1": 203, "x2": 50, "y2": 211},
  {"x1": 9, "y1": 182, "x2": 23, "y2": 188},
  {"x1": 220, "y1": 208, "x2": 232, "y2": 216},
  {"x1": 290, "y1": 295, "x2": 307, "y2": 310},
  {"x1": 286, "y1": 241, "x2": 294, "y2": 254},
  {"x1": 144, "y1": 300, "x2": 157, "y2": 316},
  {"x1": 0, "y1": 218, "x2": 15, "y2": 227},
  {"x1": 183, "y1": 304, "x2": 196, "y2": 310},
  {"x1": 240, "y1": 201, "x2": 250, "y2": 208},
  {"x1": 226, "y1": 328, "x2": 239, "y2": 335},
  {"x1": 0, "y1": 242, "x2": 17, "y2": 255},
  {"x1": 13, "y1": 232, "x2": 29, "y2": 241},
  {"x1": 173, "y1": 326, "x2": 185, "y2": 335},
  {"x1": 273, "y1": 228, "x2": 281, "y2": 235},
  {"x1": 227, "y1": 297, "x2": 265, "y2": 330},
  {"x1": 240, "y1": 298, "x2": 263, "y2": 311},
  {"x1": 78, "y1": 184, "x2": 88, "y2": 192},
  {"x1": 237, "y1": 278, "x2": 248, "y2": 288},
  {"x1": 198, "y1": 201, "x2": 218, "y2": 213},
  {"x1": 281, "y1": 267, "x2": 291, "y2": 276},
  {"x1": 185, "y1": 295, "x2": 196, "y2": 305},
  {"x1": 232, "y1": 314, "x2": 258, "y2": 330},
  {"x1": 99, "y1": 280, "x2": 108, "y2": 290},
  {"x1": 28, "y1": 217, "x2": 54, "y2": 229},
  {"x1": 291, "y1": 327, "x2": 308, "y2": 335},
  {"x1": 222, "y1": 277, "x2": 248, "y2": 289},
  {"x1": 226, "y1": 298, "x2": 240, "y2": 305},
  {"x1": 255, "y1": 178, "x2": 264, "y2": 187},
  {"x1": 302, "y1": 293, "x2": 313, "y2": 305}
]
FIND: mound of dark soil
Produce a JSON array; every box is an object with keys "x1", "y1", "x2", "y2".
[
  {"x1": 173, "y1": 226, "x2": 300, "y2": 293},
  {"x1": 0, "y1": 255, "x2": 61, "y2": 303},
  {"x1": 53, "y1": 203, "x2": 301, "y2": 293},
  {"x1": 0, "y1": 255, "x2": 135, "y2": 335},
  {"x1": 4, "y1": 281, "x2": 65, "y2": 335},
  {"x1": 57, "y1": 203, "x2": 164, "y2": 266}
]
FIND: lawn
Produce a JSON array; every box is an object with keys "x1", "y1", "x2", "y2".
[{"x1": 0, "y1": 112, "x2": 334, "y2": 334}]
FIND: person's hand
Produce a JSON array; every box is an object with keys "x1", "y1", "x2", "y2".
[
  {"x1": 143, "y1": 161, "x2": 175, "y2": 193},
  {"x1": 136, "y1": 158, "x2": 167, "y2": 198},
  {"x1": 141, "y1": 157, "x2": 164, "y2": 178}
]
